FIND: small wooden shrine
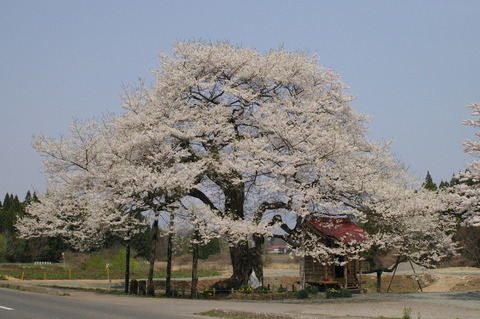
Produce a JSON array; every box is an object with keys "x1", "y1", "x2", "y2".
[{"x1": 302, "y1": 216, "x2": 368, "y2": 290}]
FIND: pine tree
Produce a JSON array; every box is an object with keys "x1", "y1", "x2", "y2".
[
  {"x1": 423, "y1": 171, "x2": 438, "y2": 191},
  {"x1": 439, "y1": 180, "x2": 450, "y2": 189},
  {"x1": 24, "y1": 191, "x2": 32, "y2": 204},
  {"x1": 2, "y1": 194, "x2": 11, "y2": 211},
  {"x1": 12, "y1": 195, "x2": 21, "y2": 211}
]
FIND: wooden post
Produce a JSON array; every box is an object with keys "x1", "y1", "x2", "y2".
[
  {"x1": 300, "y1": 232, "x2": 306, "y2": 290},
  {"x1": 300, "y1": 257, "x2": 305, "y2": 290},
  {"x1": 409, "y1": 258, "x2": 423, "y2": 292},
  {"x1": 376, "y1": 270, "x2": 382, "y2": 292},
  {"x1": 147, "y1": 207, "x2": 160, "y2": 297},
  {"x1": 124, "y1": 240, "x2": 130, "y2": 294},
  {"x1": 138, "y1": 280, "x2": 147, "y2": 295},
  {"x1": 343, "y1": 256, "x2": 348, "y2": 290},
  {"x1": 190, "y1": 228, "x2": 199, "y2": 299},
  {"x1": 387, "y1": 257, "x2": 400, "y2": 293},
  {"x1": 359, "y1": 260, "x2": 363, "y2": 293},
  {"x1": 166, "y1": 212, "x2": 174, "y2": 297},
  {"x1": 130, "y1": 279, "x2": 138, "y2": 295}
]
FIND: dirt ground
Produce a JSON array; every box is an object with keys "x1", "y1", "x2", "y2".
[
  {"x1": 195, "y1": 266, "x2": 480, "y2": 293},
  {"x1": 423, "y1": 267, "x2": 480, "y2": 292},
  {"x1": 3, "y1": 265, "x2": 479, "y2": 294}
]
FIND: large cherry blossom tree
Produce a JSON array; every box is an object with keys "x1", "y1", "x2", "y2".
[{"x1": 19, "y1": 42, "x2": 457, "y2": 290}]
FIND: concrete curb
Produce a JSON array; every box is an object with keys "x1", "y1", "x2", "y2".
[{"x1": 0, "y1": 282, "x2": 70, "y2": 296}]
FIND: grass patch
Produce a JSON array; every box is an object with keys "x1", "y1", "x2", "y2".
[
  {"x1": 199, "y1": 309, "x2": 423, "y2": 319},
  {"x1": 325, "y1": 288, "x2": 352, "y2": 299},
  {"x1": 0, "y1": 264, "x2": 219, "y2": 281},
  {"x1": 0, "y1": 249, "x2": 222, "y2": 280},
  {"x1": 197, "y1": 309, "x2": 294, "y2": 319}
]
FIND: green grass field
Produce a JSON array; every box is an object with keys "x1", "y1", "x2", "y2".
[{"x1": 0, "y1": 263, "x2": 220, "y2": 280}]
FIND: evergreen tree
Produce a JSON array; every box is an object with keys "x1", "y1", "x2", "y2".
[
  {"x1": 423, "y1": 171, "x2": 438, "y2": 191},
  {"x1": 24, "y1": 191, "x2": 32, "y2": 204},
  {"x1": 12, "y1": 195, "x2": 21, "y2": 211},
  {"x1": 198, "y1": 237, "x2": 221, "y2": 259},
  {"x1": 0, "y1": 191, "x2": 58, "y2": 262},
  {"x1": 439, "y1": 180, "x2": 450, "y2": 189},
  {"x1": 2, "y1": 193, "x2": 11, "y2": 211}
]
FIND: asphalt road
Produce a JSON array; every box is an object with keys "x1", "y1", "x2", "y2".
[
  {"x1": 1, "y1": 287, "x2": 480, "y2": 319},
  {"x1": 0, "y1": 288, "x2": 207, "y2": 319}
]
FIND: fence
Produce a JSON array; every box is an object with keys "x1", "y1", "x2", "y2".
[{"x1": 128, "y1": 279, "x2": 299, "y2": 300}]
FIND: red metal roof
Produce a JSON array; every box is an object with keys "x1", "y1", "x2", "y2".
[{"x1": 308, "y1": 217, "x2": 368, "y2": 244}]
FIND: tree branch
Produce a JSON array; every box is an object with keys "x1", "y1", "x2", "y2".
[{"x1": 188, "y1": 188, "x2": 221, "y2": 215}]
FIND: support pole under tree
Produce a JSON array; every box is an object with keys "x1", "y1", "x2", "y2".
[
  {"x1": 124, "y1": 240, "x2": 131, "y2": 294},
  {"x1": 358, "y1": 260, "x2": 363, "y2": 293},
  {"x1": 299, "y1": 230, "x2": 305, "y2": 290},
  {"x1": 190, "y1": 228, "x2": 199, "y2": 299},
  {"x1": 147, "y1": 209, "x2": 160, "y2": 297},
  {"x1": 376, "y1": 270, "x2": 382, "y2": 292},
  {"x1": 387, "y1": 256, "x2": 401, "y2": 293},
  {"x1": 166, "y1": 212, "x2": 174, "y2": 297},
  {"x1": 409, "y1": 258, "x2": 423, "y2": 292}
]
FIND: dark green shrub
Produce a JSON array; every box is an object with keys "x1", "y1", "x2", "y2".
[
  {"x1": 197, "y1": 289, "x2": 213, "y2": 299},
  {"x1": 306, "y1": 285, "x2": 319, "y2": 295},
  {"x1": 238, "y1": 284, "x2": 253, "y2": 294},
  {"x1": 326, "y1": 288, "x2": 352, "y2": 299},
  {"x1": 276, "y1": 285, "x2": 287, "y2": 293},
  {"x1": 402, "y1": 307, "x2": 412, "y2": 319},
  {"x1": 80, "y1": 254, "x2": 105, "y2": 270},
  {"x1": 198, "y1": 238, "x2": 221, "y2": 259},
  {"x1": 255, "y1": 285, "x2": 270, "y2": 294},
  {"x1": 296, "y1": 289, "x2": 309, "y2": 299}
]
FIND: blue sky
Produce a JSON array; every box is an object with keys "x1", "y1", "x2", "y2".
[{"x1": 1, "y1": 0, "x2": 479, "y2": 199}]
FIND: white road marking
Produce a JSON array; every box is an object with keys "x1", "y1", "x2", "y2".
[{"x1": 0, "y1": 305, "x2": 14, "y2": 311}]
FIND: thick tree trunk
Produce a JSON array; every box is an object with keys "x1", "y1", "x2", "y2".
[
  {"x1": 124, "y1": 240, "x2": 130, "y2": 294},
  {"x1": 209, "y1": 179, "x2": 264, "y2": 290},
  {"x1": 224, "y1": 240, "x2": 263, "y2": 289},
  {"x1": 229, "y1": 240, "x2": 251, "y2": 287},
  {"x1": 251, "y1": 234, "x2": 264, "y2": 284},
  {"x1": 147, "y1": 213, "x2": 159, "y2": 297},
  {"x1": 226, "y1": 183, "x2": 261, "y2": 288},
  {"x1": 165, "y1": 212, "x2": 174, "y2": 297}
]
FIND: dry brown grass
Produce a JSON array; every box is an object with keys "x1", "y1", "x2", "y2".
[
  {"x1": 154, "y1": 253, "x2": 233, "y2": 275},
  {"x1": 362, "y1": 273, "x2": 435, "y2": 293},
  {"x1": 263, "y1": 254, "x2": 300, "y2": 270},
  {"x1": 153, "y1": 253, "x2": 299, "y2": 276}
]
